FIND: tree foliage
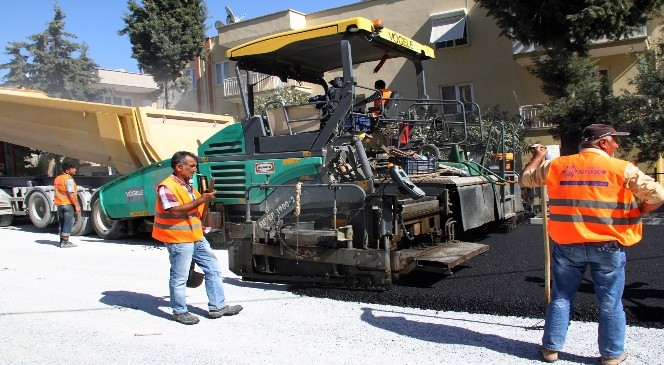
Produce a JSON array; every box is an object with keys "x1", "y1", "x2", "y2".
[
  {"x1": 119, "y1": 0, "x2": 207, "y2": 108},
  {"x1": 611, "y1": 38, "x2": 664, "y2": 163},
  {"x1": 532, "y1": 53, "x2": 616, "y2": 155},
  {"x1": 253, "y1": 86, "x2": 311, "y2": 116},
  {"x1": 0, "y1": 4, "x2": 102, "y2": 176},
  {"x1": 0, "y1": 4, "x2": 102, "y2": 100},
  {"x1": 477, "y1": 0, "x2": 663, "y2": 156},
  {"x1": 477, "y1": 0, "x2": 663, "y2": 56}
]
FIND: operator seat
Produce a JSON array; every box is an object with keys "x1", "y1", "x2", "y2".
[{"x1": 383, "y1": 91, "x2": 403, "y2": 120}]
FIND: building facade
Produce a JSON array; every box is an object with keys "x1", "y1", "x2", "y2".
[
  {"x1": 94, "y1": 68, "x2": 161, "y2": 108},
  {"x1": 182, "y1": 0, "x2": 659, "y2": 114},
  {"x1": 177, "y1": 0, "x2": 662, "y2": 175}
]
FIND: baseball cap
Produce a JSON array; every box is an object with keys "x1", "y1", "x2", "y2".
[{"x1": 581, "y1": 124, "x2": 630, "y2": 141}]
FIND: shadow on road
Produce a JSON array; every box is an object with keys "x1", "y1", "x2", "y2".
[
  {"x1": 360, "y1": 307, "x2": 597, "y2": 364},
  {"x1": 623, "y1": 281, "x2": 664, "y2": 325},
  {"x1": 35, "y1": 239, "x2": 61, "y2": 247},
  {"x1": 99, "y1": 290, "x2": 172, "y2": 320}
]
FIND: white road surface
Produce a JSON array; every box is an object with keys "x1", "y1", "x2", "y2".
[{"x1": 1, "y1": 224, "x2": 663, "y2": 364}]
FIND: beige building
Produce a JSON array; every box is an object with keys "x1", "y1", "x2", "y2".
[
  {"x1": 177, "y1": 0, "x2": 661, "y2": 174},
  {"x1": 94, "y1": 68, "x2": 161, "y2": 108}
]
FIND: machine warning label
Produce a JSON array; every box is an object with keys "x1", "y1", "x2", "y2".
[
  {"x1": 283, "y1": 158, "x2": 300, "y2": 165},
  {"x1": 125, "y1": 187, "x2": 144, "y2": 202},
  {"x1": 255, "y1": 162, "x2": 275, "y2": 174},
  {"x1": 258, "y1": 195, "x2": 295, "y2": 229}
]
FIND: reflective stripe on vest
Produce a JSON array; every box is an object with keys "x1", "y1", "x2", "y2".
[
  {"x1": 546, "y1": 152, "x2": 642, "y2": 246},
  {"x1": 151, "y1": 175, "x2": 204, "y2": 243},
  {"x1": 53, "y1": 174, "x2": 77, "y2": 206}
]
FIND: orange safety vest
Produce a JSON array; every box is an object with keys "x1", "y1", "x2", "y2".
[
  {"x1": 546, "y1": 152, "x2": 642, "y2": 246},
  {"x1": 373, "y1": 89, "x2": 393, "y2": 108},
  {"x1": 53, "y1": 174, "x2": 77, "y2": 206},
  {"x1": 152, "y1": 175, "x2": 205, "y2": 244}
]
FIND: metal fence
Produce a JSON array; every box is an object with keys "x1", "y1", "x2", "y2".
[
  {"x1": 519, "y1": 104, "x2": 554, "y2": 129},
  {"x1": 223, "y1": 74, "x2": 314, "y2": 97}
]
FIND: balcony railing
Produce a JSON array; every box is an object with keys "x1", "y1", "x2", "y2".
[
  {"x1": 512, "y1": 25, "x2": 648, "y2": 56},
  {"x1": 520, "y1": 104, "x2": 554, "y2": 129},
  {"x1": 223, "y1": 73, "x2": 314, "y2": 97}
]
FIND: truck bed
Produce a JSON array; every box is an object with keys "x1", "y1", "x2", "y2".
[{"x1": 0, "y1": 88, "x2": 236, "y2": 174}]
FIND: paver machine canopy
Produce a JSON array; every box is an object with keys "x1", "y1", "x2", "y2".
[{"x1": 227, "y1": 17, "x2": 432, "y2": 124}]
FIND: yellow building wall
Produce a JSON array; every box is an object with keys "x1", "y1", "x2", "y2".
[{"x1": 180, "y1": 0, "x2": 662, "y2": 156}]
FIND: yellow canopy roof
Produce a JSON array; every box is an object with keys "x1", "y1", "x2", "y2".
[{"x1": 226, "y1": 17, "x2": 434, "y2": 82}]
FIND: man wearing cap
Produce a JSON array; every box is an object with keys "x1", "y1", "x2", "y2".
[{"x1": 519, "y1": 124, "x2": 664, "y2": 365}]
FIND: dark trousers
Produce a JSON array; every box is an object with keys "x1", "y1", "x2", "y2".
[{"x1": 57, "y1": 204, "x2": 75, "y2": 237}]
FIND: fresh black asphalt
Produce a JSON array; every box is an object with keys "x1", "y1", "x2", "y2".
[{"x1": 292, "y1": 223, "x2": 664, "y2": 329}]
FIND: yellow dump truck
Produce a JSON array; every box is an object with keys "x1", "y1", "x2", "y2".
[{"x1": 0, "y1": 87, "x2": 235, "y2": 234}]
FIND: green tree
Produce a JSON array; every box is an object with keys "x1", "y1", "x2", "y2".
[
  {"x1": 477, "y1": 0, "x2": 663, "y2": 56},
  {"x1": 0, "y1": 4, "x2": 102, "y2": 100},
  {"x1": 0, "y1": 4, "x2": 102, "y2": 176},
  {"x1": 476, "y1": 0, "x2": 663, "y2": 155},
  {"x1": 253, "y1": 86, "x2": 311, "y2": 116},
  {"x1": 612, "y1": 38, "x2": 664, "y2": 163},
  {"x1": 532, "y1": 52, "x2": 616, "y2": 155},
  {"x1": 119, "y1": 0, "x2": 207, "y2": 109}
]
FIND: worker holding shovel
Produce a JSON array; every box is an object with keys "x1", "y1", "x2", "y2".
[
  {"x1": 519, "y1": 124, "x2": 664, "y2": 365},
  {"x1": 153, "y1": 151, "x2": 243, "y2": 325}
]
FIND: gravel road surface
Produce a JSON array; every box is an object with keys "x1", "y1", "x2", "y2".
[{"x1": 1, "y1": 222, "x2": 663, "y2": 365}]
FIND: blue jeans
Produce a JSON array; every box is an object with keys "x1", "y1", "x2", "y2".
[
  {"x1": 165, "y1": 237, "x2": 227, "y2": 315},
  {"x1": 542, "y1": 241, "x2": 626, "y2": 358},
  {"x1": 57, "y1": 205, "x2": 75, "y2": 236}
]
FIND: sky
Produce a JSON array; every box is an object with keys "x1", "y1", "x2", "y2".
[{"x1": 0, "y1": 0, "x2": 358, "y2": 78}]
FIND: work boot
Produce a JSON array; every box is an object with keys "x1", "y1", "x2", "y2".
[
  {"x1": 601, "y1": 353, "x2": 627, "y2": 365},
  {"x1": 541, "y1": 348, "x2": 559, "y2": 363},
  {"x1": 208, "y1": 304, "x2": 243, "y2": 318},
  {"x1": 59, "y1": 240, "x2": 77, "y2": 248},
  {"x1": 172, "y1": 312, "x2": 199, "y2": 325}
]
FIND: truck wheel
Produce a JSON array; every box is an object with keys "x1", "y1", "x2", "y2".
[
  {"x1": 0, "y1": 214, "x2": 12, "y2": 227},
  {"x1": 71, "y1": 211, "x2": 94, "y2": 236},
  {"x1": 27, "y1": 190, "x2": 56, "y2": 228},
  {"x1": 92, "y1": 199, "x2": 127, "y2": 240}
]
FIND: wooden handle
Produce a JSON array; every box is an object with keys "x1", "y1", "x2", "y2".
[{"x1": 201, "y1": 178, "x2": 215, "y2": 223}]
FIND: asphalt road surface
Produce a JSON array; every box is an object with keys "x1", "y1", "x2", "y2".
[
  {"x1": 293, "y1": 223, "x2": 664, "y2": 329},
  {"x1": 2, "y1": 220, "x2": 664, "y2": 364}
]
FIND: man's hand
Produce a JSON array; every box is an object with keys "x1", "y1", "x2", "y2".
[
  {"x1": 519, "y1": 144, "x2": 548, "y2": 188},
  {"x1": 639, "y1": 201, "x2": 664, "y2": 214},
  {"x1": 529, "y1": 144, "x2": 548, "y2": 159},
  {"x1": 167, "y1": 190, "x2": 217, "y2": 215},
  {"x1": 68, "y1": 192, "x2": 80, "y2": 213},
  {"x1": 200, "y1": 190, "x2": 217, "y2": 203}
]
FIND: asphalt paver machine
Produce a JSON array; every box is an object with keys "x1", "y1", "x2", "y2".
[{"x1": 207, "y1": 17, "x2": 524, "y2": 289}]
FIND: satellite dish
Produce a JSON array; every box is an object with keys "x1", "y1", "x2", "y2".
[
  {"x1": 214, "y1": 20, "x2": 224, "y2": 28},
  {"x1": 225, "y1": 6, "x2": 245, "y2": 24}
]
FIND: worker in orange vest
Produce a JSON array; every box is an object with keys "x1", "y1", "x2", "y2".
[
  {"x1": 519, "y1": 124, "x2": 664, "y2": 365},
  {"x1": 153, "y1": 151, "x2": 243, "y2": 325},
  {"x1": 53, "y1": 161, "x2": 80, "y2": 248},
  {"x1": 356, "y1": 80, "x2": 409, "y2": 145}
]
